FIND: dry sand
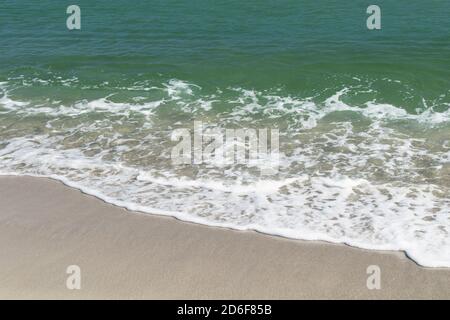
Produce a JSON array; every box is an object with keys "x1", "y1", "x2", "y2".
[{"x1": 0, "y1": 175, "x2": 448, "y2": 299}]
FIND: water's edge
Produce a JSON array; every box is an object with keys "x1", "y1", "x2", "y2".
[{"x1": 3, "y1": 171, "x2": 448, "y2": 269}]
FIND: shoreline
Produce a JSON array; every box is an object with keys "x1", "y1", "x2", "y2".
[
  {"x1": 1, "y1": 173, "x2": 442, "y2": 268},
  {"x1": 0, "y1": 175, "x2": 449, "y2": 299}
]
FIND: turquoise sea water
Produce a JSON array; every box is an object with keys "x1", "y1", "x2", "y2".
[{"x1": 0, "y1": 1, "x2": 449, "y2": 266}]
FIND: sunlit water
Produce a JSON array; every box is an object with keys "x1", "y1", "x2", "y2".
[{"x1": 0, "y1": 1, "x2": 449, "y2": 266}]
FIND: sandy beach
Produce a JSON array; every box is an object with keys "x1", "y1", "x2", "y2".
[{"x1": 0, "y1": 175, "x2": 448, "y2": 299}]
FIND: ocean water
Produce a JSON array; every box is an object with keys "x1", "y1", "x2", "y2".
[{"x1": 0, "y1": 1, "x2": 449, "y2": 267}]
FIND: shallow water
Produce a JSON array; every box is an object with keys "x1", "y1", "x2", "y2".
[{"x1": 0, "y1": 1, "x2": 449, "y2": 267}]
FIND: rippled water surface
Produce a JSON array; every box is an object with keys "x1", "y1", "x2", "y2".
[{"x1": 0, "y1": 1, "x2": 449, "y2": 266}]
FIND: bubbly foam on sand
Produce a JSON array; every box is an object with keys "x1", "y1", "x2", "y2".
[{"x1": 1, "y1": 79, "x2": 449, "y2": 267}]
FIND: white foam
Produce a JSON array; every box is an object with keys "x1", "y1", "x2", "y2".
[{"x1": 0, "y1": 79, "x2": 449, "y2": 268}]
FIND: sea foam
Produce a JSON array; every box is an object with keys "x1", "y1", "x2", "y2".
[{"x1": 0, "y1": 78, "x2": 449, "y2": 267}]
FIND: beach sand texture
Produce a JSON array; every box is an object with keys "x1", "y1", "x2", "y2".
[{"x1": 0, "y1": 176, "x2": 448, "y2": 299}]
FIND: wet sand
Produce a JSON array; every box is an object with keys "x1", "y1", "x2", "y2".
[{"x1": 0, "y1": 176, "x2": 448, "y2": 299}]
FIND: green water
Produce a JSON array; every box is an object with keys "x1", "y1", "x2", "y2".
[
  {"x1": 1, "y1": 0, "x2": 450, "y2": 109},
  {"x1": 0, "y1": 1, "x2": 449, "y2": 267}
]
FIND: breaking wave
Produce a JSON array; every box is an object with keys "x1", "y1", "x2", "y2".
[{"x1": 0, "y1": 78, "x2": 449, "y2": 267}]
